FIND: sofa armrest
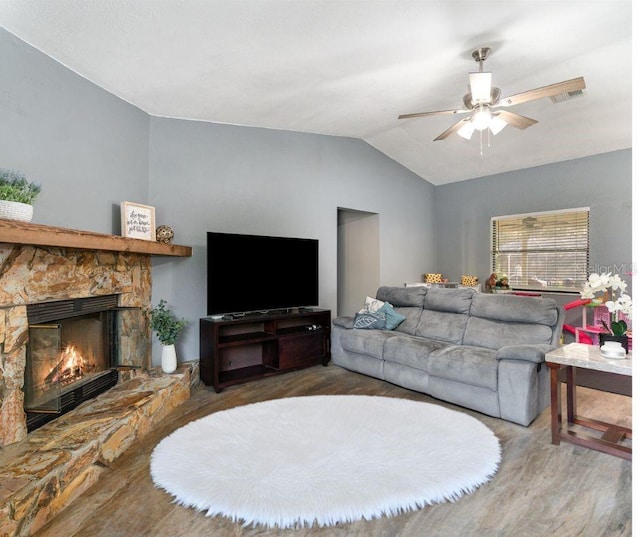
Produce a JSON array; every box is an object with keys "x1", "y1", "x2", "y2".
[
  {"x1": 496, "y1": 344, "x2": 556, "y2": 364},
  {"x1": 333, "y1": 316, "x2": 355, "y2": 329}
]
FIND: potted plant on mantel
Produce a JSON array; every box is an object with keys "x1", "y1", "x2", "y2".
[
  {"x1": 0, "y1": 168, "x2": 42, "y2": 222},
  {"x1": 150, "y1": 299, "x2": 188, "y2": 373}
]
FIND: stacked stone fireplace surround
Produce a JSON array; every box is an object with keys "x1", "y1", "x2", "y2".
[{"x1": 0, "y1": 236, "x2": 193, "y2": 536}]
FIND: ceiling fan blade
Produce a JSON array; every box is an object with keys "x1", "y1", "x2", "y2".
[
  {"x1": 398, "y1": 108, "x2": 467, "y2": 120},
  {"x1": 434, "y1": 118, "x2": 471, "y2": 141},
  {"x1": 495, "y1": 110, "x2": 538, "y2": 130},
  {"x1": 498, "y1": 77, "x2": 585, "y2": 107}
]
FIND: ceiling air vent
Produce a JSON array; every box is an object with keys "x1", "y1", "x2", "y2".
[{"x1": 550, "y1": 89, "x2": 584, "y2": 103}]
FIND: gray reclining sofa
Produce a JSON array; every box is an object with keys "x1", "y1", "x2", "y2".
[{"x1": 331, "y1": 286, "x2": 564, "y2": 426}]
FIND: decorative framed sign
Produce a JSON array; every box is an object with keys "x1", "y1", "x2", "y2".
[{"x1": 120, "y1": 201, "x2": 156, "y2": 241}]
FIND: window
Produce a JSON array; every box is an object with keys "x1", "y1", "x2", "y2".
[{"x1": 491, "y1": 208, "x2": 589, "y2": 292}]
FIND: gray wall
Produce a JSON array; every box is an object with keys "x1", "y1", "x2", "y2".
[
  {"x1": 147, "y1": 117, "x2": 435, "y2": 361},
  {"x1": 434, "y1": 150, "x2": 632, "y2": 284},
  {"x1": 0, "y1": 29, "x2": 150, "y2": 233},
  {"x1": 434, "y1": 149, "x2": 632, "y2": 333},
  {"x1": 1, "y1": 29, "x2": 435, "y2": 365},
  {"x1": 1, "y1": 27, "x2": 632, "y2": 365}
]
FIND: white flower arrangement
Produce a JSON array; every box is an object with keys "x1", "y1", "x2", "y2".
[{"x1": 580, "y1": 272, "x2": 632, "y2": 335}]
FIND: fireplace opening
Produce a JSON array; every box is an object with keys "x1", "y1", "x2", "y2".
[{"x1": 24, "y1": 295, "x2": 139, "y2": 432}]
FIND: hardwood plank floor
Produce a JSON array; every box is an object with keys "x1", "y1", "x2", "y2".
[{"x1": 34, "y1": 364, "x2": 632, "y2": 537}]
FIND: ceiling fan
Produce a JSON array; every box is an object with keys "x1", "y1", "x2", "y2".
[{"x1": 398, "y1": 47, "x2": 586, "y2": 143}]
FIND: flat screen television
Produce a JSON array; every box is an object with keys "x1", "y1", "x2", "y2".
[{"x1": 207, "y1": 232, "x2": 319, "y2": 315}]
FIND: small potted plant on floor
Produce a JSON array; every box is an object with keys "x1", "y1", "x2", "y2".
[
  {"x1": 150, "y1": 299, "x2": 188, "y2": 373},
  {"x1": 0, "y1": 169, "x2": 42, "y2": 222}
]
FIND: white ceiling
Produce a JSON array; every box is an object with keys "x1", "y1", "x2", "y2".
[{"x1": 0, "y1": 0, "x2": 633, "y2": 185}]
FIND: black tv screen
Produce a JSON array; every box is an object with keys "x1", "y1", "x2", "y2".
[{"x1": 207, "y1": 232, "x2": 319, "y2": 315}]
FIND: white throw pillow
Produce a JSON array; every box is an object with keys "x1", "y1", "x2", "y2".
[{"x1": 361, "y1": 296, "x2": 385, "y2": 313}]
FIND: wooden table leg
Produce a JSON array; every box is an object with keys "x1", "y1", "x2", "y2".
[
  {"x1": 566, "y1": 365, "x2": 576, "y2": 424},
  {"x1": 545, "y1": 345, "x2": 632, "y2": 459},
  {"x1": 549, "y1": 364, "x2": 563, "y2": 445}
]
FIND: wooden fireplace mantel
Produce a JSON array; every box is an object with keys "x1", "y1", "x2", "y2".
[{"x1": 0, "y1": 219, "x2": 192, "y2": 257}]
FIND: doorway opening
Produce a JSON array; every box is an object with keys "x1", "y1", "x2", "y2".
[{"x1": 337, "y1": 208, "x2": 380, "y2": 316}]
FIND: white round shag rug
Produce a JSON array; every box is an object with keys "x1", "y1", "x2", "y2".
[{"x1": 150, "y1": 395, "x2": 501, "y2": 528}]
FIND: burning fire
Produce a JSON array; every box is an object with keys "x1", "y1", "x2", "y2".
[
  {"x1": 46, "y1": 345, "x2": 87, "y2": 386},
  {"x1": 60, "y1": 345, "x2": 84, "y2": 377}
]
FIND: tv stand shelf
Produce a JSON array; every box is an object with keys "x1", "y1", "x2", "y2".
[
  {"x1": 200, "y1": 308, "x2": 331, "y2": 392},
  {"x1": 218, "y1": 332, "x2": 278, "y2": 346}
]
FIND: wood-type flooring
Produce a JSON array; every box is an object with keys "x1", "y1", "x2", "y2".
[{"x1": 34, "y1": 364, "x2": 632, "y2": 537}]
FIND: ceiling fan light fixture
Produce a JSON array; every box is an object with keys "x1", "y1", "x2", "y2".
[
  {"x1": 469, "y1": 72, "x2": 492, "y2": 103},
  {"x1": 489, "y1": 116, "x2": 507, "y2": 135},
  {"x1": 456, "y1": 121, "x2": 475, "y2": 140},
  {"x1": 398, "y1": 45, "x2": 585, "y2": 147},
  {"x1": 471, "y1": 107, "x2": 492, "y2": 130}
]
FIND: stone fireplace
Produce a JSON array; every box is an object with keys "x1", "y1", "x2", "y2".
[
  {"x1": 0, "y1": 241, "x2": 152, "y2": 446},
  {"x1": 0, "y1": 220, "x2": 191, "y2": 447},
  {"x1": 0, "y1": 221, "x2": 192, "y2": 536}
]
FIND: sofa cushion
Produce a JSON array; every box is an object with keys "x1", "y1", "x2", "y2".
[
  {"x1": 412, "y1": 288, "x2": 475, "y2": 344},
  {"x1": 390, "y1": 306, "x2": 422, "y2": 336},
  {"x1": 415, "y1": 310, "x2": 469, "y2": 344},
  {"x1": 376, "y1": 286, "x2": 424, "y2": 335},
  {"x1": 376, "y1": 286, "x2": 427, "y2": 307},
  {"x1": 424, "y1": 287, "x2": 475, "y2": 313},
  {"x1": 426, "y1": 345, "x2": 498, "y2": 391},
  {"x1": 340, "y1": 329, "x2": 393, "y2": 360},
  {"x1": 470, "y1": 293, "x2": 559, "y2": 326},
  {"x1": 463, "y1": 317, "x2": 554, "y2": 350},
  {"x1": 383, "y1": 335, "x2": 449, "y2": 371}
]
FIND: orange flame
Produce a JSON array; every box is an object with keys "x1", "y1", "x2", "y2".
[{"x1": 59, "y1": 345, "x2": 85, "y2": 379}]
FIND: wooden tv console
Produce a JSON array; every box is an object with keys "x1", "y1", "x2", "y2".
[{"x1": 199, "y1": 308, "x2": 331, "y2": 392}]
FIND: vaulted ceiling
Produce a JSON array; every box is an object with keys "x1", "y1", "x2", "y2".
[{"x1": 0, "y1": 0, "x2": 632, "y2": 185}]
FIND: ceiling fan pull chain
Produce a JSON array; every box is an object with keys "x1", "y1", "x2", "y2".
[{"x1": 479, "y1": 129, "x2": 484, "y2": 156}]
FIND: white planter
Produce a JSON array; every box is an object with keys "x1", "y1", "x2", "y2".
[
  {"x1": 161, "y1": 344, "x2": 178, "y2": 374},
  {"x1": 0, "y1": 200, "x2": 33, "y2": 222}
]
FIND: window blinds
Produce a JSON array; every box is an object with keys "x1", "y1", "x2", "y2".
[{"x1": 491, "y1": 208, "x2": 589, "y2": 291}]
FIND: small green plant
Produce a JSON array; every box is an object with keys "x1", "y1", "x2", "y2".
[
  {"x1": 150, "y1": 299, "x2": 187, "y2": 345},
  {"x1": 0, "y1": 169, "x2": 42, "y2": 204}
]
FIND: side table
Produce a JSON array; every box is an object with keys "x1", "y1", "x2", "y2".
[{"x1": 545, "y1": 342, "x2": 631, "y2": 460}]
